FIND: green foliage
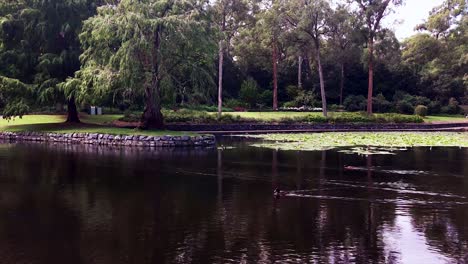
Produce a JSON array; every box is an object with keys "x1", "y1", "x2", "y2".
[
  {"x1": 294, "y1": 90, "x2": 318, "y2": 107},
  {"x1": 239, "y1": 78, "x2": 259, "y2": 108},
  {"x1": 0, "y1": 76, "x2": 34, "y2": 118},
  {"x1": 396, "y1": 100, "x2": 415, "y2": 115},
  {"x1": 441, "y1": 97, "x2": 461, "y2": 114},
  {"x1": 413, "y1": 96, "x2": 431, "y2": 106},
  {"x1": 286, "y1": 85, "x2": 300, "y2": 99},
  {"x1": 0, "y1": 0, "x2": 465, "y2": 120},
  {"x1": 343, "y1": 95, "x2": 366, "y2": 111},
  {"x1": 74, "y1": 0, "x2": 216, "y2": 127},
  {"x1": 428, "y1": 101, "x2": 442, "y2": 114},
  {"x1": 414, "y1": 105, "x2": 428, "y2": 117},
  {"x1": 249, "y1": 112, "x2": 423, "y2": 124},
  {"x1": 373, "y1": 93, "x2": 392, "y2": 113},
  {"x1": 186, "y1": 105, "x2": 234, "y2": 112},
  {"x1": 282, "y1": 101, "x2": 297, "y2": 108},
  {"x1": 161, "y1": 109, "x2": 250, "y2": 124},
  {"x1": 0, "y1": 0, "x2": 97, "y2": 119},
  {"x1": 259, "y1": 90, "x2": 273, "y2": 107},
  {"x1": 284, "y1": 90, "x2": 318, "y2": 108},
  {"x1": 248, "y1": 132, "x2": 468, "y2": 151},
  {"x1": 224, "y1": 98, "x2": 247, "y2": 109}
]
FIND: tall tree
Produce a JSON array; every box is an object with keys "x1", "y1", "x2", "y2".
[
  {"x1": 353, "y1": 0, "x2": 403, "y2": 114},
  {"x1": 0, "y1": 0, "x2": 98, "y2": 121},
  {"x1": 406, "y1": 1, "x2": 467, "y2": 103},
  {"x1": 285, "y1": 0, "x2": 332, "y2": 117},
  {"x1": 416, "y1": 0, "x2": 467, "y2": 40},
  {"x1": 213, "y1": 0, "x2": 254, "y2": 117},
  {"x1": 74, "y1": 0, "x2": 214, "y2": 129},
  {"x1": 261, "y1": 0, "x2": 284, "y2": 110},
  {"x1": 329, "y1": 5, "x2": 361, "y2": 106}
]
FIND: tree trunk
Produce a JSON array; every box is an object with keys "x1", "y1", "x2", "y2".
[
  {"x1": 140, "y1": 25, "x2": 164, "y2": 130},
  {"x1": 367, "y1": 38, "x2": 374, "y2": 115},
  {"x1": 217, "y1": 40, "x2": 224, "y2": 118},
  {"x1": 272, "y1": 41, "x2": 278, "y2": 111},
  {"x1": 316, "y1": 48, "x2": 327, "y2": 117},
  {"x1": 66, "y1": 95, "x2": 80, "y2": 123},
  {"x1": 298, "y1": 56, "x2": 303, "y2": 89},
  {"x1": 141, "y1": 81, "x2": 164, "y2": 130},
  {"x1": 340, "y1": 62, "x2": 345, "y2": 106}
]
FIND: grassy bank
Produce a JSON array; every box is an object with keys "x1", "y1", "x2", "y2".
[
  {"x1": 0, "y1": 115, "x2": 195, "y2": 136},
  {"x1": 1, "y1": 112, "x2": 466, "y2": 136},
  {"x1": 245, "y1": 132, "x2": 468, "y2": 152},
  {"x1": 223, "y1": 112, "x2": 467, "y2": 123},
  {"x1": 123, "y1": 110, "x2": 465, "y2": 124}
]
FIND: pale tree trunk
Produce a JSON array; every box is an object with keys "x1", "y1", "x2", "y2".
[
  {"x1": 272, "y1": 41, "x2": 278, "y2": 111},
  {"x1": 217, "y1": 40, "x2": 224, "y2": 118},
  {"x1": 298, "y1": 56, "x2": 303, "y2": 89},
  {"x1": 315, "y1": 47, "x2": 327, "y2": 117},
  {"x1": 66, "y1": 95, "x2": 80, "y2": 123},
  {"x1": 340, "y1": 62, "x2": 345, "y2": 106},
  {"x1": 367, "y1": 38, "x2": 374, "y2": 115}
]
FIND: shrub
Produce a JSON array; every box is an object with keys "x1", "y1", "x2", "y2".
[
  {"x1": 293, "y1": 90, "x2": 318, "y2": 107},
  {"x1": 233, "y1": 106, "x2": 246, "y2": 112},
  {"x1": 187, "y1": 105, "x2": 233, "y2": 112},
  {"x1": 163, "y1": 109, "x2": 210, "y2": 123},
  {"x1": 393, "y1": 91, "x2": 413, "y2": 102},
  {"x1": 328, "y1": 104, "x2": 341, "y2": 111},
  {"x1": 239, "y1": 78, "x2": 259, "y2": 108},
  {"x1": 428, "y1": 101, "x2": 441, "y2": 114},
  {"x1": 119, "y1": 111, "x2": 140, "y2": 122},
  {"x1": 283, "y1": 101, "x2": 297, "y2": 108},
  {"x1": 441, "y1": 97, "x2": 460, "y2": 114},
  {"x1": 286, "y1": 85, "x2": 300, "y2": 99},
  {"x1": 259, "y1": 90, "x2": 273, "y2": 107},
  {"x1": 375, "y1": 113, "x2": 423, "y2": 123},
  {"x1": 414, "y1": 105, "x2": 428, "y2": 117},
  {"x1": 413, "y1": 96, "x2": 431, "y2": 106},
  {"x1": 330, "y1": 112, "x2": 371, "y2": 123},
  {"x1": 218, "y1": 113, "x2": 245, "y2": 123},
  {"x1": 373, "y1": 93, "x2": 392, "y2": 113},
  {"x1": 305, "y1": 115, "x2": 328, "y2": 123},
  {"x1": 396, "y1": 100, "x2": 414, "y2": 114},
  {"x1": 343, "y1": 95, "x2": 367, "y2": 111},
  {"x1": 225, "y1": 99, "x2": 246, "y2": 109}
]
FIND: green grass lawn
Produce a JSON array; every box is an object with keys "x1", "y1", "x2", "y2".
[
  {"x1": 0, "y1": 115, "x2": 193, "y2": 136},
  {"x1": 423, "y1": 115, "x2": 467, "y2": 123},
  {"x1": 224, "y1": 111, "x2": 467, "y2": 123},
  {"x1": 0, "y1": 112, "x2": 466, "y2": 136}
]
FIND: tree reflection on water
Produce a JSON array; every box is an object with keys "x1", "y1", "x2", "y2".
[{"x1": 0, "y1": 141, "x2": 466, "y2": 263}]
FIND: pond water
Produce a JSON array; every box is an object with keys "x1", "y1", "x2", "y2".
[{"x1": 0, "y1": 138, "x2": 467, "y2": 264}]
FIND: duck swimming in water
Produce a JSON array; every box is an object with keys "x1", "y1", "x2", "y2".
[{"x1": 274, "y1": 188, "x2": 287, "y2": 198}]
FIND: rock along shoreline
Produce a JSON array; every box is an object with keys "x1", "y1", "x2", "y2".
[{"x1": 0, "y1": 131, "x2": 216, "y2": 147}]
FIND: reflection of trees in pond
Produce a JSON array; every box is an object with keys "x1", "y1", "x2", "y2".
[
  {"x1": 409, "y1": 206, "x2": 468, "y2": 262},
  {"x1": 0, "y1": 144, "x2": 466, "y2": 263}
]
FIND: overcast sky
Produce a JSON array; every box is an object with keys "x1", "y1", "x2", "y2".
[{"x1": 383, "y1": 0, "x2": 445, "y2": 40}]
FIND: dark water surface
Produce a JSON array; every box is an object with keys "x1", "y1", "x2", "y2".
[{"x1": 0, "y1": 138, "x2": 467, "y2": 264}]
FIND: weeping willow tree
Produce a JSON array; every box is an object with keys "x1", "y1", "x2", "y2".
[
  {"x1": 70, "y1": 0, "x2": 215, "y2": 129},
  {"x1": 0, "y1": 0, "x2": 98, "y2": 121}
]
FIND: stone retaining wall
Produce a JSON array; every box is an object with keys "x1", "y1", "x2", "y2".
[{"x1": 0, "y1": 132, "x2": 216, "y2": 147}]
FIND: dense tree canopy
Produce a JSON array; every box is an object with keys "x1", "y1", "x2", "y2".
[
  {"x1": 0, "y1": 0, "x2": 98, "y2": 121},
  {"x1": 0, "y1": 0, "x2": 466, "y2": 127}
]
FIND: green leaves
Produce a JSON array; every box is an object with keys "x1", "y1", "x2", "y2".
[
  {"x1": 0, "y1": 76, "x2": 33, "y2": 118},
  {"x1": 249, "y1": 132, "x2": 468, "y2": 152}
]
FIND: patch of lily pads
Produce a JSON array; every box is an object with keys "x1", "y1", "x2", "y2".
[{"x1": 247, "y1": 132, "x2": 468, "y2": 155}]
